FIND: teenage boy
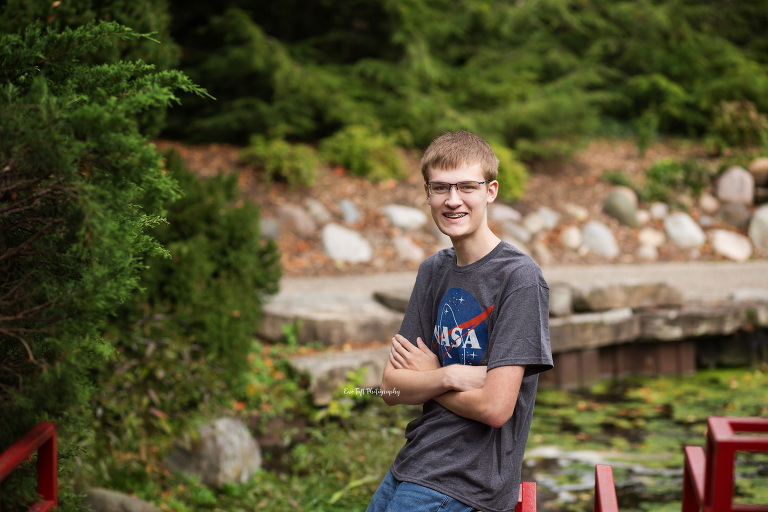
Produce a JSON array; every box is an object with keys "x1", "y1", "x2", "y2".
[{"x1": 366, "y1": 131, "x2": 553, "y2": 512}]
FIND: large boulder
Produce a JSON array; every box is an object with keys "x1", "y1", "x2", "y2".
[
  {"x1": 716, "y1": 166, "x2": 755, "y2": 206},
  {"x1": 603, "y1": 189, "x2": 640, "y2": 227},
  {"x1": 580, "y1": 221, "x2": 620, "y2": 259},
  {"x1": 322, "y1": 223, "x2": 372, "y2": 263},
  {"x1": 716, "y1": 202, "x2": 752, "y2": 229},
  {"x1": 748, "y1": 157, "x2": 768, "y2": 187},
  {"x1": 709, "y1": 229, "x2": 752, "y2": 262},
  {"x1": 277, "y1": 204, "x2": 316, "y2": 238},
  {"x1": 749, "y1": 204, "x2": 768, "y2": 253},
  {"x1": 664, "y1": 212, "x2": 705, "y2": 249},
  {"x1": 382, "y1": 204, "x2": 428, "y2": 231},
  {"x1": 164, "y1": 418, "x2": 261, "y2": 488},
  {"x1": 391, "y1": 234, "x2": 425, "y2": 262}
]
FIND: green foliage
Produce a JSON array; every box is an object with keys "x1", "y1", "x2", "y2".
[
  {"x1": 0, "y1": 0, "x2": 183, "y2": 138},
  {"x1": 314, "y1": 367, "x2": 375, "y2": 423},
  {"x1": 164, "y1": 7, "x2": 371, "y2": 143},
  {"x1": 241, "y1": 136, "x2": 319, "y2": 189},
  {"x1": 84, "y1": 315, "x2": 229, "y2": 488},
  {"x1": 159, "y1": 0, "x2": 768, "y2": 168},
  {"x1": 601, "y1": 169, "x2": 637, "y2": 190},
  {"x1": 633, "y1": 109, "x2": 661, "y2": 156},
  {"x1": 641, "y1": 158, "x2": 714, "y2": 206},
  {"x1": 115, "y1": 149, "x2": 280, "y2": 386},
  {"x1": 709, "y1": 99, "x2": 768, "y2": 153},
  {"x1": 0, "y1": 0, "x2": 180, "y2": 70},
  {"x1": 81, "y1": 151, "x2": 281, "y2": 490},
  {"x1": 492, "y1": 143, "x2": 528, "y2": 201},
  {"x1": 241, "y1": 338, "x2": 314, "y2": 430},
  {"x1": 0, "y1": 20, "x2": 205, "y2": 511},
  {"x1": 319, "y1": 125, "x2": 408, "y2": 181}
]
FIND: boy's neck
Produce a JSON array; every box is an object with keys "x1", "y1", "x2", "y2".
[{"x1": 451, "y1": 226, "x2": 501, "y2": 267}]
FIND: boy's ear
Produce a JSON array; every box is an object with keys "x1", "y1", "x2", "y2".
[
  {"x1": 487, "y1": 180, "x2": 499, "y2": 204},
  {"x1": 424, "y1": 182, "x2": 431, "y2": 202}
]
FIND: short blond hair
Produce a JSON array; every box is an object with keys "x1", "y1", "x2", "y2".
[{"x1": 420, "y1": 131, "x2": 499, "y2": 183}]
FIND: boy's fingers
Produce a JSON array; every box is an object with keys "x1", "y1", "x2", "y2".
[{"x1": 392, "y1": 335, "x2": 413, "y2": 353}]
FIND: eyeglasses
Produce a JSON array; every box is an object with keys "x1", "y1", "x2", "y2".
[{"x1": 427, "y1": 181, "x2": 486, "y2": 196}]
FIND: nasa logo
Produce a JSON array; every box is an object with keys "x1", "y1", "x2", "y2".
[{"x1": 433, "y1": 287, "x2": 492, "y2": 366}]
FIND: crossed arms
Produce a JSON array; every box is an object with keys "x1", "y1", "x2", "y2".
[{"x1": 380, "y1": 334, "x2": 525, "y2": 429}]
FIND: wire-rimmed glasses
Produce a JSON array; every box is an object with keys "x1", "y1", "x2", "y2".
[{"x1": 427, "y1": 181, "x2": 486, "y2": 196}]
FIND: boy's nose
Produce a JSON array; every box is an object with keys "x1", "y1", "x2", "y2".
[{"x1": 445, "y1": 187, "x2": 463, "y2": 206}]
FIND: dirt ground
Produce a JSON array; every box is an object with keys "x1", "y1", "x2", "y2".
[{"x1": 154, "y1": 138, "x2": 746, "y2": 278}]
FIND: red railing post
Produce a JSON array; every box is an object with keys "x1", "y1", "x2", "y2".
[
  {"x1": 0, "y1": 422, "x2": 57, "y2": 512},
  {"x1": 682, "y1": 445, "x2": 706, "y2": 512},
  {"x1": 515, "y1": 482, "x2": 536, "y2": 511},
  {"x1": 594, "y1": 464, "x2": 619, "y2": 512}
]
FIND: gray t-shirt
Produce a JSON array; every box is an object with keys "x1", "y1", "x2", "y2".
[{"x1": 390, "y1": 241, "x2": 553, "y2": 512}]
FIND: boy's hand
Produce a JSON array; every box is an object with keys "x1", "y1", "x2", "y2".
[{"x1": 389, "y1": 334, "x2": 440, "y2": 371}]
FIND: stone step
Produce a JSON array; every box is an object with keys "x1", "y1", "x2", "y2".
[
  {"x1": 260, "y1": 290, "x2": 403, "y2": 347},
  {"x1": 290, "y1": 345, "x2": 390, "y2": 406}
]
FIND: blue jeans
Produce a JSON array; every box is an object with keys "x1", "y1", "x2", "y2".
[{"x1": 366, "y1": 469, "x2": 476, "y2": 512}]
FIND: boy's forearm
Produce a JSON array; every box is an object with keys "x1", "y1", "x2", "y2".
[
  {"x1": 380, "y1": 366, "x2": 452, "y2": 405},
  {"x1": 434, "y1": 365, "x2": 525, "y2": 428},
  {"x1": 434, "y1": 388, "x2": 502, "y2": 427}
]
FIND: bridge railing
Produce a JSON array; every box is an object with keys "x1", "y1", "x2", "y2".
[
  {"x1": 682, "y1": 416, "x2": 768, "y2": 512},
  {"x1": 0, "y1": 422, "x2": 58, "y2": 512},
  {"x1": 594, "y1": 464, "x2": 619, "y2": 512},
  {"x1": 516, "y1": 482, "x2": 536, "y2": 511}
]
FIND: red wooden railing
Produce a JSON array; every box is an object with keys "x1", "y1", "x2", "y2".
[
  {"x1": 516, "y1": 482, "x2": 536, "y2": 511},
  {"x1": 682, "y1": 416, "x2": 768, "y2": 512},
  {"x1": 595, "y1": 464, "x2": 619, "y2": 512},
  {"x1": 0, "y1": 422, "x2": 58, "y2": 512}
]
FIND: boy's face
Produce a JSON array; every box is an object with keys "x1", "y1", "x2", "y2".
[{"x1": 424, "y1": 162, "x2": 498, "y2": 243}]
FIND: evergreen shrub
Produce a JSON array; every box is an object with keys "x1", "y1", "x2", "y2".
[
  {"x1": 492, "y1": 143, "x2": 528, "y2": 201},
  {"x1": 641, "y1": 158, "x2": 713, "y2": 206},
  {"x1": 86, "y1": 150, "x2": 281, "y2": 488},
  {"x1": 710, "y1": 99, "x2": 768, "y2": 152},
  {"x1": 240, "y1": 135, "x2": 320, "y2": 189},
  {"x1": 319, "y1": 125, "x2": 408, "y2": 181},
  {"x1": 0, "y1": 20, "x2": 205, "y2": 511}
]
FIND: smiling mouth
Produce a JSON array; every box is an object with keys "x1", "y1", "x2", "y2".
[{"x1": 444, "y1": 213, "x2": 467, "y2": 219}]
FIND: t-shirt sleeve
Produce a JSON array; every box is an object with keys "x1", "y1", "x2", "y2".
[
  {"x1": 397, "y1": 264, "x2": 433, "y2": 351},
  {"x1": 486, "y1": 280, "x2": 553, "y2": 376}
]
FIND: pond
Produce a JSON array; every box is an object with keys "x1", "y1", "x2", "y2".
[{"x1": 523, "y1": 366, "x2": 768, "y2": 511}]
